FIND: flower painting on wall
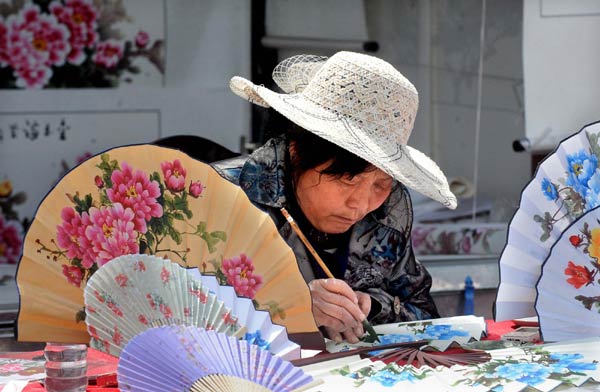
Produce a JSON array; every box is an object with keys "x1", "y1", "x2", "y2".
[
  {"x1": 0, "y1": 178, "x2": 27, "y2": 265},
  {"x1": 0, "y1": 0, "x2": 165, "y2": 88}
]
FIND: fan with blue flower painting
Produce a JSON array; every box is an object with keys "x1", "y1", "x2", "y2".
[{"x1": 495, "y1": 120, "x2": 600, "y2": 321}]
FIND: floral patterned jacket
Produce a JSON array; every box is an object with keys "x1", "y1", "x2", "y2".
[{"x1": 212, "y1": 136, "x2": 439, "y2": 324}]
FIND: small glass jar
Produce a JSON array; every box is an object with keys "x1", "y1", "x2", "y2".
[{"x1": 44, "y1": 343, "x2": 88, "y2": 392}]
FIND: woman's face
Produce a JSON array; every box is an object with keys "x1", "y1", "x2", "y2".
[{"x1": 294, "y1": 162, "x2": 394, "y2": 234}]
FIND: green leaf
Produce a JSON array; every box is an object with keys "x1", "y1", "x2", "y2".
[
  {"x1": 210, "y1": 231, "x2": 227, "y2": 242},
  {"x1": 586, "y1": 131, "x2": 600, "y2": 166},
  {"x1": 215, "y1": 268, "x2": 228, "y2": 285},
  {"x1": 197, "y1": 221, "x2": 207, "y2": 234},
  {"x1": 540, "y1": 232, "x2": 550, "y2": 242},
  {"x1": 145, "y1": 231, "x2": 155, "y2": 249},
  {"x1": 278, "y1": 309, "x2": 286, "y2": 319},
  {"x1": 173, "y1": 193, "x2": 188, "y2": 211},
  {"x1": 139, "y1": 239, "x2": 148, "y2": 254},
  {"x1": 99, "y1": 192, "x2": 110, "y2": 206},
  {"x1": 172, "y1": 212, "x2": 185, "y2": 220},
  {"x1": 533, "y1": 214, "x2": 543, "y2": 223},
  {"x1": 73, "y1": 193, "x2": 94, "y2": 214},
  {"x1": 169, "y1": 227, "x2": 182, "y2": 244},
  {"x1": 208, "y1": 259, "x2": 222, "y2": 272}
]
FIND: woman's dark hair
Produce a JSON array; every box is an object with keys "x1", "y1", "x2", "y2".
[{"x1": 284, "y1": 119, "x2": 374, "y2": 185}]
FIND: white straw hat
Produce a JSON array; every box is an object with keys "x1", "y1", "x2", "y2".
[{"x1": 230, "y1": 51, "x2": 457, "y2": 209}]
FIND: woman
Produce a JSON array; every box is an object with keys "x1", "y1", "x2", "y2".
[{"x1": 214, "y1": 52, "x2": 457, "y2": 343}]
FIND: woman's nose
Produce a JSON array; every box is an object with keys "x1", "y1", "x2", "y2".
[{"x1": 346, "y1": 184, "x2": 370, "y2": 216}]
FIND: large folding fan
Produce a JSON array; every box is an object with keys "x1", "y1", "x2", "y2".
[
  {"x1": 495, "y1": 120, "x2": 600, "y2": 321},
  {"x1": 117, "y1": 326, "x2": 314, "y2": 392},
  {"x1": 84, "y1": 254, "x2": 300, "y2": 360},
  {"x1": 16, "y1": 144, "x2": 320, "y2": 347},
  {"x1": 535, "y1": 206, "x2": 600, "y2": 342}
]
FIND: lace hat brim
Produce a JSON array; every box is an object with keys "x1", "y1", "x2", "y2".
[{"x1": 230, "y1": 76, "x2": 457, "y2": 209}]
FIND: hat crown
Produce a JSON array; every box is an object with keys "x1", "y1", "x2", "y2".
[
  {"x1": 228, "y1": 51, "x2": 456, "y2": 209},
  {"x1": 278, "y1": 52, "x2": 419, "y2": 145}
]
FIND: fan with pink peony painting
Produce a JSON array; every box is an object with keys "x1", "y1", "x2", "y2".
[
  {"x1": 84, "y1": 254, "x2": 301, "y2": 360},
  {"x1": 15, "y1": 144, "x2": 320, "y2": 348}
]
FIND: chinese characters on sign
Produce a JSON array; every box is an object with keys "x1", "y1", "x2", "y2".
[{"x1": 0, "y1": 118, "x2": 70, "y2": 143}]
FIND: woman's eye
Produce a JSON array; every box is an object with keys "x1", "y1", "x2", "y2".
[
  {"x1": 340, "y1": 177, "x2": 359, "y2": 186},
  {"x1": 374, "y1": 182, "x2": 392, "y2": 192}
]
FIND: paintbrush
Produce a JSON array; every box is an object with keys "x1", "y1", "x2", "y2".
[{"x1": 280, "y1": 207, "x2": 380, "y2": 343}]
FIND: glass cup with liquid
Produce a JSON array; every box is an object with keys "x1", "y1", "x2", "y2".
[{"x1": 44, "y1": 343, "x2": 88, "y2": 392}]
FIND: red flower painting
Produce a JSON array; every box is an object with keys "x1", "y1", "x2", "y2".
[
  {"x1": 563, "y1": 224, "x2": 600, "y2": 310},
  {"x1": 0, "y1": 0, "x2": 164, "y2": 89}
]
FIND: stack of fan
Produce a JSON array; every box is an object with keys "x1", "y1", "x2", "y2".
[
  {"x1": 14, "y1": 144, "x2": 322, "y2": 390},
  {"x1": 495, "y1": 120, "x2": 600, "y2": 341}
]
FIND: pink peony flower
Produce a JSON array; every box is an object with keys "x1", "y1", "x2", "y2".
[
  {"x1": 189, "y1": 181, "x2": 205, "y2": 198},
  {"x1": 106, "y1": 162, "x2": 163, "y2": 233},
  {"x1": 114, "y1": 273, "x2": 128, "y2": 288},
  {"x1": 134, "y1": 30, "x2": 149, "y2": 48},
  {"x1": 84, "y1": 203, "x2": 139, "y2": 266},
  {"x1": 221, "y1": 253, "x2": 263, "y2": 299},
  {"x1": 410, "y1": 227, "x2": 435, "y2": 250},
  {"x1": 50, "y1": 0, "x2": 99, "y2": 65},
  {"x1": 3, "y1": 3, "x2": 70, "y2": 88},
  {"x1": 88, "y1": 325, "x2": 98, "y2": 339},
  {"x1": 56, "y1": 207, "x2": 93, "y2": 267},
  {"x1": 0, "y1": 216, "x2": 23, "y2": 264},
  {"x1": 13, "y1": 66, "x2": 52, "y2": 89},
  {"x1": 160, "y1": 266, "x2": 170, "y2": 284},
  {"x1": 134, "y1": 260, "x2": 146, "y2": 272},
  {"x1": 92, "y1": 39, "x2": 122, "y2": 68},
  {"x1": 161, "y1": 160, "x2": 187, "y2": 192},
  {"x1": 222, "y1": 311, "x2": 237, "y2": 326},
  {"x1": 93, "y1": 290, "x2": 104, "y2": 303},
  {"x1": 460, "y1": 236, "x2": 472, "y2": 254},
  {"x1": 62, "y1": 264, "x2": 83, "y2": 287},
  {"x1": 107, "y1": 300, "x2": 123, "y2": 317},
  {"x1": 146, "y1": 293, "x2": 156, "y2": 309},
  {"x1": 112, "y1": 326, "x2": 122, "y2": 346},
  {"x1": 0, "y1": 21, "x2": 9, "y2": 67},
  {"x1": 159, "y1": 303, "x2": 172, "y2": 319},
  {"x1": 189, "y1": 287, "x2": 208, "y2": 304}
]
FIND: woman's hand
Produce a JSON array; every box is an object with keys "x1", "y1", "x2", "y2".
[{"x1": 309, "y1": 279, "x2": 371, "y2": 343}]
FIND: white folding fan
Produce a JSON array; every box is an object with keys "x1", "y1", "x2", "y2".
[
  {"x1": 84, "y1": 254, "x2": 300, "y2": 360},
  {"x1": 535, "y1": 206, "x2": 600, "y2": 342},
  {"x1": 495, "y1": 120, "x2": 600, "y2": 321},
  {"x1": 187, "y1": 271, "x2": 300, "y2": 360},
  {"x1": 117, "y1": 325, "x2": 315, "y2": 392}
]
